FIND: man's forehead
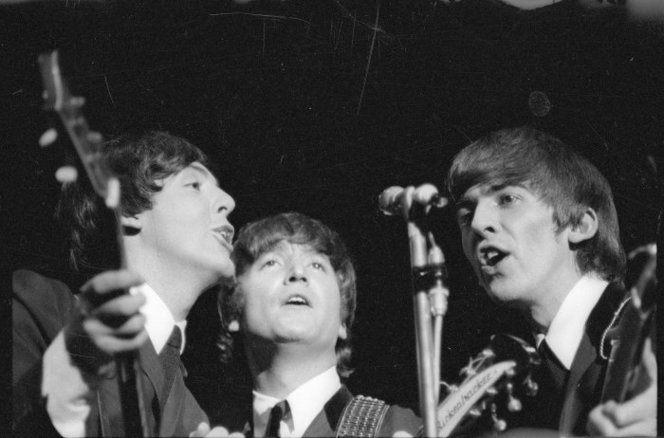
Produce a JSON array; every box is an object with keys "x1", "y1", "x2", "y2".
[
  {"x1": 261, "y1": 240, "x2": 322, "y2": 257},
  {"x1": 186, "y1": 162, "x2": 219, "y2": 186},
  {"x1": 458, "y1": 181, "x2": 534, "y2": 202}
]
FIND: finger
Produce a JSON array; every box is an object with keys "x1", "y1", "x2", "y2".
[
  {"x1": 608, "y1": 419, "x2": 657, "y2": 437},
  {"x1": 189, "y1": 422, "x2": 210, "y2": 437},
  {"x1": 641, "y1": 338, "x2": 657, "y2": 379},
  {"x1": 91, "y1": 293, "x2": 146, "y2": 320},
  {"x1": 587, "y1": 403, "x2": 617, "y2": 435},
  {"x1": 205, "y1": 426, "x2": 233, "y2": 437},
  {"x1": 81, "y1": 270, "x2": 144, "y2": 295},
  {"x1": 94, "y1": 329, "x2": 149, "y2": 354},
  {"x1": 83, "y1": 314, "x2": 147, "y2": 339},
  {"x1": 85, "y1": 312, "x2": 147, "y2": 337},
  {"x1": 603, "y1": 383, "x2": 657, "y2": 427},
  {"x1": 83, "y1": 318, "x2": 148, "y2": 354},
  {"x1": 80, "y1": 270, "x2": 144, "y2": 309}
]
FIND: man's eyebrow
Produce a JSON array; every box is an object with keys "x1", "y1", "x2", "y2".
[
  {"x1": 454, "y1": 183, "x2": 506, "y2": 208},
  {"x1": 189, "y1": 163, "x2": 220, "y2": 186},
  {"x1": 489, "y1": 183, "x2": 507, "y2": 192}
]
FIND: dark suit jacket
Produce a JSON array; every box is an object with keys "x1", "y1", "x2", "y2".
[
  {"x1": 242, "y1": 385, "x2": 422, "y2": 437},
  {"x1": 12, "y1": 269, "x2": 208, "y2": 437},
  {"x1": 505, "y1": 282, "x2": 628, "y2": 437}
]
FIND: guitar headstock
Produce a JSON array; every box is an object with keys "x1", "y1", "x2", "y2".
[
  {"x1": 436, "y1": 334, "x2": 540, "y2": 436},
  {"x1": 38, "y1": 50, "x2": 119, "y2": 208},
  {"x1": 626, "y1": 243, "x2": 656, "y2": 313}
]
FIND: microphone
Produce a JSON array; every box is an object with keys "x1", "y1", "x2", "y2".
[{"x1": 379, "y1": 184, "x2": 448, "y2": 216}]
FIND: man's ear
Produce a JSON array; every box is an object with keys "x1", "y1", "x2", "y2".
[
  {"x1": 568, "y1": 207, "x2": 599, "y2": 244},
  {"x1": 120, "y1": 214, "x2": 142, "y2": 232}
]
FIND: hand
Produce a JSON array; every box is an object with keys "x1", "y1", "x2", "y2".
[
  {"x1": 189, "y1": 422, "x2": 245, "y2": 437},
  {"x1": 586, "y1": 338, "x2": 657, "y2": 436},
  {"x1": 65, "y1": 270, "x2": 148, "y2": 374}
]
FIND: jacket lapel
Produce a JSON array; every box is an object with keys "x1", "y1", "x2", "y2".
[
  {"x1": 559, "y1": 330, "x2": 596, "y2": 434},
  {"x1": 302, "y1": 386, "x2": 354, "y2": 437},
  {"x1": 558, "y1": 282, "x2": 626, "y2": 435},
  {"x1": 136, "y1": 340, "x2": 167, "y2": 433}
]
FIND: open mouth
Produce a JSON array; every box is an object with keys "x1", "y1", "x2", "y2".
[
  {"x1": 480, "y1": 247, "x2": 508, "y2": 267},
  {"x1": 284, "y1": 294, "x2": 310, "y2": 306},
  {"x1": 212, "y1": 226, "x2": 234, "y2": 247}
]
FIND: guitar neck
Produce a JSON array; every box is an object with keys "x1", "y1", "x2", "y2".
[
  {"x1": 601, "y1": 305, "x2": 654, "y2": 403},
  {"x1": 39, "y1": 49, "x2": 148, "y2": 437},
  {"x1": 600, "y1": 245, "x2": 656, "y2": 403}
]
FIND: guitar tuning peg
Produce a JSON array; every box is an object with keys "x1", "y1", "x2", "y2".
[
  {"x1": 505, "y1": 383, "x2": 522, "y2": 412},
  {"x1": 485, "y1": 387, "x2": 498, "y2": 396},
  {"x1": 490, "y1": 403, "x2": 507, "y2": 432},
  {"x1": 524, "y1": 375, "x2": 539, "y2": 397},
  {"x1": 39, "y1": 128, "x2": 58, "y2": 147},
  {"x1": 508, "y1": 397, "x2": 522, "y2": 413},
  {"x1": 55, "y1": 165, "x2": 78, "y2": 184},
  {"x1": 492, "y1": 418, "x2": 507, "y2": 432}
]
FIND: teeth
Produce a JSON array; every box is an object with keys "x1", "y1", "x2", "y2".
[
  {"x1": 481, "y1": 248, "x2": 505, "y2": 266},
  {"x1": 214, "y1": 228, "x2": 232, "y2": 244},
  {"x1": 287, "y1": 296, "x2": 308, "y2": 305}
]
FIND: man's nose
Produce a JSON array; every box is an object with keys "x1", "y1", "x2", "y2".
[
  {"x1": 286, "y1": 262, "x2": 307, "y2": 284},
  {"x1": 470, "y1": 199, "x2": 498, "y2": 236},
  {"x1": 213, "y1": 187, "x2": 236, "y2": 216}
]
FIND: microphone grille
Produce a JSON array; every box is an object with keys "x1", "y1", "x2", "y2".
[{"x1": 378, "y1": 186, "x2": 404, "y2": 215}]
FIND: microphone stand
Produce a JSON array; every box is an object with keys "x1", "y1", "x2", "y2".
[{"x1": 395, "y1": 186, "x2": 449, "y2": 437}]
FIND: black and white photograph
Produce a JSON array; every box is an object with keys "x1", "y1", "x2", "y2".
[{"x1": 5, "y1": 0, "x2": 661, "y2": 436}]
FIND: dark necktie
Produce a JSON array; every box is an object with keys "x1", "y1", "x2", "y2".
[
  {"x1": 517, "y1": 338, "x2": 569, "y2": 430},
  {"x1": 265, "y1": 400, "x2": 289, "y2": 438},
  {"x1": 538, "y1": 339, "x2": 569, "y2": 391},
  {"x1": 159, "y1": 326, "x2": 183, "y2": 401}
]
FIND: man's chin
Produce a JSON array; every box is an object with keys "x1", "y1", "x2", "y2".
[
  {"x1": 215, "y1": 260, "x2": 236, "y2": 280},
  {"x1": 483, "y1": 281, "x2": 517, "y2": 304}
]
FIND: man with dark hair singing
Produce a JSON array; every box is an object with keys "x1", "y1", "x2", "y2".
[
  {"x1": 13, "y1": 131, "x2": 236, "y2": 437},
  {"x1": 217, "y1": 212, "x2": 422, "y2": 437},
  {"x1": 446, "y1": 127, "x2": 656, "y2": 436}
]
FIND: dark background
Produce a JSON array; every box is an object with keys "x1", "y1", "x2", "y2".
[{"x1": 3, "y1": 0, "x2": 661, "y2": 428}]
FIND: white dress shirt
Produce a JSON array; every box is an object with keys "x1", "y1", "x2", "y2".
[
  {"x1": 535, "y1": 275, "x2": 608, "y2": 369},
  {"x1": 42, "y1": 284, "x2": 185, "y2": 437},
  {"x1": 252, "y1": 366, "x2": 341, "y2": 437}
]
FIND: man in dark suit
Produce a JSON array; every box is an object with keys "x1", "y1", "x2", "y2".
[
  {"x1": 12, "y1": 131, "x2": 236, "y2": 437},
  {"x1": 446, "y1": 127, "x2": 656, "y2": 436},
  {"x1": 216, "y1": 212, "x2": 422, "y2": 437}
]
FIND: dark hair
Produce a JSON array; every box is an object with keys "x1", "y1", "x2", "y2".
[
  {"x1": 218, "y1": 212, "x2": 357, "y2": 379},
  {"x1": 55, "y1": 131, "x2": 209, "y2": 272},
  {"x1": 446, "y1": 127, "x2": 626, "y2": 282}
]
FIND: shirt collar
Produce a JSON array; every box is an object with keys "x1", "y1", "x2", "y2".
[
  {"x1": 542, "y1": 275, "x2": 608, "y2": 369},
  {"x1": 252, "y1": 366, "x2": 341, "y2": 437},
  {"x1": 132, "y1": 283, "x2": 187, "y2": 355}
]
